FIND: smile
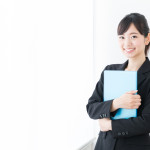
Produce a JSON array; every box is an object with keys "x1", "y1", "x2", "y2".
[{"x1": 124, "y1": 48, "x2": 135, "y2": 53}]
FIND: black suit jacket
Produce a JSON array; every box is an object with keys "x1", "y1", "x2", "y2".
[{"x1": 86, "y1": 57, "x2": 150, "y2": 150}]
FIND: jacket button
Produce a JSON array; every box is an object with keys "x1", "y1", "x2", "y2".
[{"x1": 122, "y1": 132, "x2": 125, "y2": 135}]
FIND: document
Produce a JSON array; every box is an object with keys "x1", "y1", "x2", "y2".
[{"x1": 104, "y1": 70, "x2": 137, "y2": 120}]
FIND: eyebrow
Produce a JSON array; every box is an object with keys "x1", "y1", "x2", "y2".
[
  {"x1": 120, "y1": 32, "x2": 139, "y2": 36},
  {"x1": 129, "y1": 32, "x2": 138, "y2": 35}
]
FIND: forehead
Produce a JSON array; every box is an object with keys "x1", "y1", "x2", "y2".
[{"x1": 122, "y1": 23, "x2": 140, "y2": 35}]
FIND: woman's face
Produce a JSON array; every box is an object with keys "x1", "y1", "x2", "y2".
[{"x1": 118, "y1": 23, "x2": 147, "y2": 59}]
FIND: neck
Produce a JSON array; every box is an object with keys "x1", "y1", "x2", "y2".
[{"x1": 126, "y1": 55, "x2": 146, "y2": 71}]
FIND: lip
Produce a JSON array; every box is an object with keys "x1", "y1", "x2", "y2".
[
  {"x1": 124, "y1": 48, "x2": 135, "y2": 50},
  {"x1": 124, "y1": 48, "x2": 135, "y2": 53}
]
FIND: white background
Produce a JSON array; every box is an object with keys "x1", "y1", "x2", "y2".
[
  {"x1": 0, "y1": 0, "x2": 93, "y2": 150},
  {"x1": 0, "y1": 0, "x2": 150, "y2": 150}
]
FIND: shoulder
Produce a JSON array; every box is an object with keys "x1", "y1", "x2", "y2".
[
  {"x1": 104, "y1": 63, "x2": 123, "y2": 70},
  {"x1": 99, "y1": 63, "x2": 123, "y2": 82}
]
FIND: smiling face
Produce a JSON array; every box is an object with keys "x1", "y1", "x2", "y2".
[{"x1": 118, "y1": 23, "x2": 147, "y2": 59}]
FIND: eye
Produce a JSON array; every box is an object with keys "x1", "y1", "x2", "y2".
[
  {"x1": 131, "y1": 35, "x2": 137, "y2": 39},
  {"x1": 119, "y1": 36, "x2": 124, "y2": 39}
]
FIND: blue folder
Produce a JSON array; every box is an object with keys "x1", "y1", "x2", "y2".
[{"x1": 104, "y1": 70, "x2": 137, "y2": 120}]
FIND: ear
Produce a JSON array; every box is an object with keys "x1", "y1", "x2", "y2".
[{"x1": 145, "y1": 33, "x2": 150, "y2": 45}]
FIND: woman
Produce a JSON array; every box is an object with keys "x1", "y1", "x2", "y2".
[{"x1": 86, "y1": 13, "x2": 150, "y2": 150}]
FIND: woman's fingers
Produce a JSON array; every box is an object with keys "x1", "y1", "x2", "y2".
[{"x1": 126, "y1": 90, "x2": 138, "y2": 94}]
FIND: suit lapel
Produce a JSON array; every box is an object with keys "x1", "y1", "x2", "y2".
[{"x1": 137, "y1": 57, "x2": 150, "y2": 86}]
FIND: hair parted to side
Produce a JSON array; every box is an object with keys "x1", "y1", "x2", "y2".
[{"x1": 117, "y1": 13, "x2": 150, "y2": 56}]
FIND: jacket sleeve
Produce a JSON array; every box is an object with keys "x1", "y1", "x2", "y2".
[
  {"x1": 86, "y1": 65, "x2": 118, "y2": 120},
  {"x1": 111, "y1": 91, "x2": 150, "y2": 138}
]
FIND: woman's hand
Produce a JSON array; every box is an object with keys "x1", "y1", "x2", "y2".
[
  {"x1": 98, "y1": 118, "x2": 112, "y2": 132},
  {"x1": 116, "y1": 90, "x2": 141, "y2": 109}
]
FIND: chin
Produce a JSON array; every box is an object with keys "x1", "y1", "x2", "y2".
[
  {"x1": 123, "y1": 53, "x2": 137, "y2": 59},
  {"x1": 122, "y1": 50, "x2": 137, "y2": 58}
]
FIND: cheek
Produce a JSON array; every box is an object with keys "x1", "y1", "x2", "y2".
[
  {"x1": 133, "y1": 40, "x2": 145, "y2": 48},
  {"x1": 118, "y1": 41, "x2": 123, "y2": 48}
]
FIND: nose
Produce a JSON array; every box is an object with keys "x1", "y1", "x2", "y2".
[{"x1": 124, "y1": 38, "x2": 132, "y2": 47}]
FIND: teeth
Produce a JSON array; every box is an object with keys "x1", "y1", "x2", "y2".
[{"x1": 126, "y1": 49, "x2": 135, "y2": 51}]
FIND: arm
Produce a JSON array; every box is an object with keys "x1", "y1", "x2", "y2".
[
  {"x1": 111, "y1": 92, "x2": 150, "y2": 138},
  {"x1": 86, "y1": 65, "x2": 119, "y2": 119}
]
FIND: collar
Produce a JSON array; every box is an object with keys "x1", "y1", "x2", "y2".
[{"x1": 119, "y1": 57, "x2": 150, "y2": 74}]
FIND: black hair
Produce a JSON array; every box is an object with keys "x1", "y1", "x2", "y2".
[{"x1": 117, "y1": 13, "x2": 150, "y2": 56}]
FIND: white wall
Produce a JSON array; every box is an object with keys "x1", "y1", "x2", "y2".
[
  {"x1": 1, "y1": 1, "x2": 150, "y2": 150},
  {"x1": 0, "y1": 0, "x2": 94, "y2": 150}
]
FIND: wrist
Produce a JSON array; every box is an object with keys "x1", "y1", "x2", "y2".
[
  {"x1": 111, "y1": 98, "x2": 120, "y2": 112},
  {"x1": 114, "y1": 98, "x2": 121, "y2": 109},
  {"x1": 109, "y1": 120, "x2": 112, "y2": 130}
]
